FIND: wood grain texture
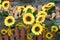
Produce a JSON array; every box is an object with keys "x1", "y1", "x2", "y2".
[
  {"x1": 15, "y1": 27, "x2": 20, "y2": 40},
  {"x1": 21, "y1": 29, "x2": 25, "y2": 40},
  {"x1": 0, "y1": 34, "x2": 2, "y2": 40},
  {"x1": 3, "y1": 35, "x2": 8, "y2": 40}
]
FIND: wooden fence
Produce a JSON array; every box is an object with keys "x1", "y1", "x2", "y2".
[{"x1": 0, "y1": 27, "x2": 56, "y2": 40}]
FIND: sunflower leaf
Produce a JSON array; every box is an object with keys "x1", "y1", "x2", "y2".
[
  {"x1": 30, "y1": 32, "x2": 35, "y2": 37},
  {"x1": 27, "y1": 8, "x2": 32, "y2": 13},
  {"x1": 2, "y1": 11, "x2": 9, "y2": 17}
]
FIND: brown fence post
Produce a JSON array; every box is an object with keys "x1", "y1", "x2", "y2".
[
  {"x1": 27, "y1": 27, "x2": 31, "y2": 35},
  {"x1": 38, "y1": 34, "x2": 43, "y2": 40},
  {"x1": 33, "y1": 36, "x2": 36, "y2": 40},
  {"x1": 26, "y1": 27, "x2": 31, "y2": 40},
  {"x1": 15, "y1": 27, "x2": 20, "y2": 40},
  {"x1": 3, "y1": 35, "x2": 8, "y2": 40},
  {"x1": 21, "y1": 29, "x2": 25, "y2": 40},
  {"x1": 10, "y1": 35, "x2": 14, "y2": 40},
  {"x1": 51, "y1": 32, "x2": 56, "y2": 40},
  {"x1": 0, "y1": 34, "x2": 2, "y2": 40}
]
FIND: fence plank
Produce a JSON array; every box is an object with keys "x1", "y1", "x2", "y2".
[
  {"x1": 10, "y1": 35, "x2": 14, "y2": 40},
  {"x1": 21, "y1": 29, "x2": 25, "y2": 40},
  {"x1": 38, "y1": 35, "x2": 43, "y2": 40},
  {"x1": 51, "y1": 32, "x2": 56, "y2": 40},
  {"x1": 27, "y1": 27, "x2": 30, "y2": 34},
  {"x1": 15, "y1": 27, "x2": 20, "y2": 40},
  {"x1": 3, "y1": 35, "x2": 8, "y2": 40},
  {"x1": 33, "y1": 36, "x2": 36, "y2": 40},
  {"x1": 0, "y1": 34, "x2": 2, "y2": 40},
  {"x1": 26, "y1": 27, "x2": 31, "y2": 40}
]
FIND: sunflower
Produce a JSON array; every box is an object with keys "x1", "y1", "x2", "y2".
[
  {"x1": 2, "y1": 1, "x2": 10, "y2": 10},
  {"x1": 47, "y1": 2, "x2": 55, "y2": 7},
  {"x1": 27, "y1": 34, "x2": 33, "y2": 40},
  {"x1": 37, "y1": 11, "x2": 47, "y2": 17},
  {"x1": 46, "y1": 32, "x2": 53, "y2": 39},
  {"x1": 15, "y1": 22, "x2": 26, "y2": 30},
  {"x1": 1, "y1": 29, "x2": 7, "y2": 35},
  {"x1": 17, "y1": 6, "x2": 24, "y2": 13},
  {"x1": 36, "y1": 15, "x2": 45, "y2": 23},
  {"x1": 23, "y1": 13, "x2": 35, "y2": 25},
  {"x1": 43, "y1": 27, "x2": 48, "y2": 37},
  {"x1": 23, "y1": 5, "x2": 36, "y2": 13},
  {"x1": 0, "y1": 0, "x2": 1, "y2": 3},
  {"x1": 51, "y1": 26, "x2": 58, "y2": 32},
  {"x1": 41, "y1": 24, "x2": 46, "y2": 31},
  {"x1": 4, "y1": 16, "x2": 15, "y2": 27},
  {"x1": 0, "y1": 4, "x2": 2, "y2": 9},
  {"x1": 7, "y1": 28, "x2": 13, "y2": 36},
  {"x1": 42, "y1": 5, "x2": 51, "y2": 11},
  {"x1": 31, "y1": 23, "x2": 43, "y2": 35}
]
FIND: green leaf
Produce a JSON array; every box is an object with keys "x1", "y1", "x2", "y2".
[
  {"x1": 30, "y1": 32, "x2": 35, "y2": 37},
  {"x1": 27, "y1": 8, "x2": 32, "y2": 13},
  {"x1": 2, "y1": 11, "x2": 9, "y2": 17},
  {"x1": 50, "y1": 0, "x2": 58, "y2": 3},
  {"x1": 33, "y1": 10, "x2": 38, "y2": 19}
]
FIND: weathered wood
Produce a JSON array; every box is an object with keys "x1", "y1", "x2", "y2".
[
  {"x1": 52, "y1": 37, "x2": 56, "y2": 40},
  {"x1": 15, "y1": 27, "x2": 20, "y2": 40},
  {"x1": 10, "y1": 35, "x2": 14, "y2": 40},
  {"x1": 26, "y1": 27, "x2": 31, "y2": 40},
  {"x1": 27, "y1": 27, "x2": 30, "y2": 34},
  {"x1": 33, "y1": 36, "x2": 36, "y2": 40},
  {"x1": 51, "y1": 32, "x2": 56, "y2": 40},
  {"x1": 21, "y1": 29, "x2": 25, "y2": 40},
  {"x1": 3, "y1": 35, "x2": 8, "y2": 40},
  {"x1": 0, "y1": 34, "x2": 2, "y2": 40},
  {"x1": 38, "y1": 35, "x2": 43, "y2": 40}
]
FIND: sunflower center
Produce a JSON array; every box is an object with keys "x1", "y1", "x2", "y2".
[
  {"x1": 3, "y1": 31, "x2": 5, "y2": 33},
  {"x1": 41, "y1": 13, "x2": 44, "y2": 15},
  {"x1": 8, "y1": 19, "x2": 12, "y2": 23},
  {"x1": 45, "y1": 7, "x2": 50, "y2": 9},
  {"x1": 38, "y1": 17, "x2": 42, "y2": 21},
  {"x1": 35, "y1": 27, "x2": 40, "y2": 32},
  {"x1": 48, "y1": 4, "x2": 51, "y2": 6},
  {"x1": 26, "y1": 16, "x2": 31, "y2": 21},
  {"x1": 53, "y1": 28, "x2": 56, "y2": 30},
  {"x1": 48, "y1": 34, "x2": 51, "y2": 37},
  {"x1": 4, "y1": 3, "x2": 8, "y2": 7}
]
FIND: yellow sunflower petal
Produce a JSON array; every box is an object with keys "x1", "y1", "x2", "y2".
[
  {"x1": 17, "y1": 6, "x2": 24, "y2": 13},
  {"x1": 31, "y1": 23, "x2": 43, "y2": 35},
  {"x1": 0, "y1": 4, "x2": 2, "y2": 9},
  {"x1": 7, "y1": 28, "x2": 13, "y2": 36},
  {"x1": 23, "y1": 13, "x2": 35, "y2": 25},
  {"x1": 23, "y1": 5, "x2": 36, "y2": 13},
  {"x1": 0, "y1": 0, "x2": 2, "y2": 3},
  {"x1": 47, "y1": 2, "x2": 55, "y2": 7},
  {"x1": 51, "y1": 25, "x2": 58, "y2": 32},
  {"x1": 42, "y1": 5, "x2": 51, "y2": 11},
  {"x1": 27, "y1": 34, "x2": 33, "y2": 40},
  {"x1": 36, "y1": 15, "x2": 45, "y2": 23},
  {"x1": 4, "y1": 16, "x2": 15, "y2": 27},
  {"x1": 1, "y1": 29, "x2": 7, "y2": 35},
  {"x1": 2, "y1": 1, "x2": 10, "y2": 10},
  {"x1": 46, "y1": 32, "x2": 53, "y2": 39},
  {"x1": 37, "y1": 11, "x2": 47, "y2": 17}
]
